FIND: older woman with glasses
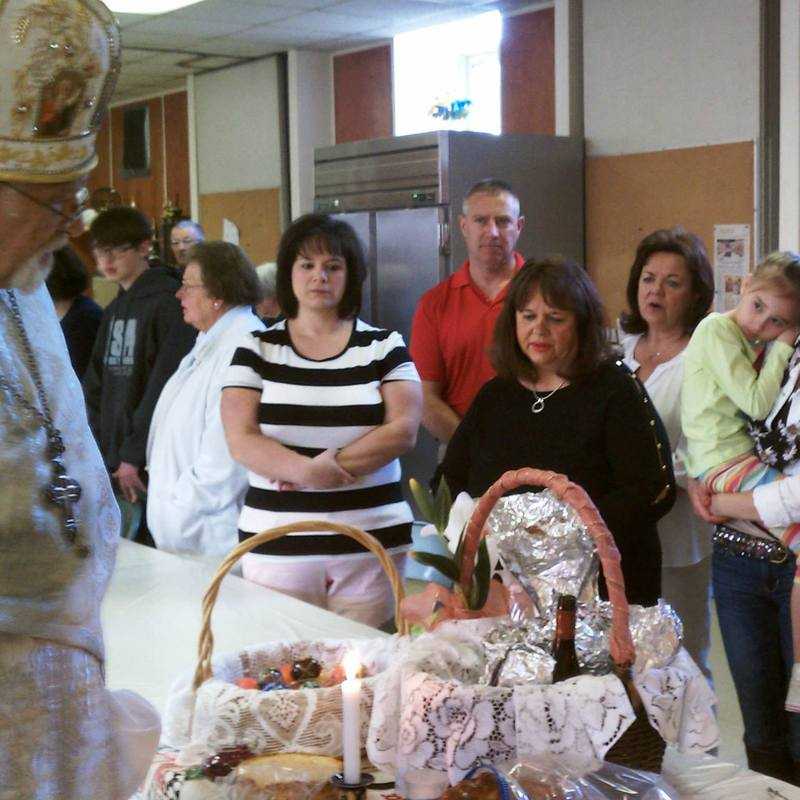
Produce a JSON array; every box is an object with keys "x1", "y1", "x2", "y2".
[{"x1": 145, "y1": 241, "x2": 265, "y2": 556}]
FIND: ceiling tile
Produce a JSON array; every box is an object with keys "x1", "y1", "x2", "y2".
[
  {"x1": 122, "y1": 29, "x2": 210, "y2": 49},
  {"x1": 330, "y1": 0, "x2": 448, "y2": 21},
  {"x1": 123, "y1": 17, "x2": 246, "y2": 37},
  {"x1": 114, "y1": 12, "x2": 151, "y2": 27},
  {"x1": 122, "y1": 56, "x2": 192, "y2": 75},
  {"x1": 178, "y1": 54, "x2": 246, "y2": 70},
  {"x1": 121, "y1": 47, "x2": 155, "y2": 63},
  {"x1": 253, "y1": 10, "x2": 383, "y2": 35},
  {"x1": 168, "y1": 0, "x2": 298, "y2": 24},
  {"x1": 194, "y1": 36, "x2": 287, "y2": 56}
]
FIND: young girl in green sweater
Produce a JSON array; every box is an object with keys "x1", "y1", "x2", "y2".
[{"x1": 682, "y1": 251, "x2": 800, "y2": 709}]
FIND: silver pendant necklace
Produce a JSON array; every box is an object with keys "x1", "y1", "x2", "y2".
[
  {"x1": 531, "y1": 380, "x2": 566, "y2": 413},
  {"x1": 0, "y1": 290, "x2": 88, "y2": 557}
]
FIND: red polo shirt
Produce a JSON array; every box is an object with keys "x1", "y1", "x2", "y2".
[{"x1": 410, "y1": 252, "x2": 525, "y2": 417}]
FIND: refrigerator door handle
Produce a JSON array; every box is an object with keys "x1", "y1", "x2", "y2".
[{"x1": 438, "y1": 221, "x2": 450, "y2": 257}]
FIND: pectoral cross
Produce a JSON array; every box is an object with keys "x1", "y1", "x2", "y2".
[{"x1": 45, "y1": 460, "x2": 88, "y2": 557}]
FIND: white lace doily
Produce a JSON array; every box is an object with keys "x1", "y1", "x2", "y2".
[
  {"x1": 164, "y1": 638, "x2": 398, "y2": 763},
  {"x1": 367, "y1": 620, "x2": 719, "y2": 782}
]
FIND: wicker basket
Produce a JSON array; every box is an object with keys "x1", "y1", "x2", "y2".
[
  {"x1": 160, "y1": 521, "x2": 407, "y2": 764},
  {"x1": 458, "y1": 467, "x2": 666, "y2": 773},
  {"x1": 193, "y1": 520, "x2": 408, "y2": 690}
]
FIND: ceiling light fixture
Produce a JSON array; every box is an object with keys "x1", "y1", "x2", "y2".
[{"x1": 105, "y1": 0, "x2": 203, "y2": 13}]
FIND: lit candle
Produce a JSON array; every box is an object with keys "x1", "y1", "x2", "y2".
[{"x1": 341, "y1": 650, "x2": 361, "y2": 785}]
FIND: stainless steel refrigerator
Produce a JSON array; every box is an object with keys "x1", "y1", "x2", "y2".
[{"x1": 314, "y1": 130, "x2": 584, "y2": 503}]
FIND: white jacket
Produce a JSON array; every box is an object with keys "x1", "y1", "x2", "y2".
[{"x1": 146, "y1": 306, "x2": 266, "y2": 555}]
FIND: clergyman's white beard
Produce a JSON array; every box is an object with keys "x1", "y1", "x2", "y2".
[{"x1": 7, "y1": 235, "x2": 67, "y2": 293}]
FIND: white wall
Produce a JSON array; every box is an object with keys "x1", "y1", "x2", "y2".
[
  {"x1": 583, "y1": 0, "x2": 758, "y2": 156},
  {"x1": 194, "y1": 57, "x2": 283, "y2": 194},
  {"x1": 780, "y1": 0, "x2": 800, "y2": 250},
  {"x1": 287, "y1": 50, "x2": 334, "y2": 219}
]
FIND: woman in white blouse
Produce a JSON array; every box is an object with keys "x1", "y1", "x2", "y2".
[
  {"x1": 146, "y1": 242, "x2": 265, "y2": 556},
  {"x1": 620, "y1": 227, "x2": 715, "y2": 679}
]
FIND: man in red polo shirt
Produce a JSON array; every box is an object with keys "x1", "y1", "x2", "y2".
[{"x1": 410, "y1": 179, "x2": 525, "y2": 443}]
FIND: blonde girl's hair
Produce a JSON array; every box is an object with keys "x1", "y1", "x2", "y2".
[{"x1": 749, "y1": 251, "x2": 800, "y2": 299}]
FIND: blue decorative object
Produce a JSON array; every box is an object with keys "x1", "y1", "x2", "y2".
[
  {"x1": 430, "y1": 98, "x2": 472, "y2": 121},
  {"x1": 404, "y1": 522, "x2": 454, "y2": 588}
]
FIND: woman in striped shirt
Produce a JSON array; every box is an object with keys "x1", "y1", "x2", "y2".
[{"x1": 221, "y1": 214, "x2": 421, "y2": 626}]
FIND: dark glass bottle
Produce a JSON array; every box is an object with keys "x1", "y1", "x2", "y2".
[{"x1": 552, "y1": 594, "x2": 581, "y2": 683}]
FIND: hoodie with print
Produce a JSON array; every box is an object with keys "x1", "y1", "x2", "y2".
[{"x1": 84, "y1": 266, "x2": 196, "y2": 472}]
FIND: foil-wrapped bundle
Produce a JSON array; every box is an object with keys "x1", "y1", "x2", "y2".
[
  {"x1": 479, "y1": 490, "x2": 684, "y2": 686},
  {"x1": 483, "y1": 600, "x2": 682, "y2": 686},
  {"x1": 486, "y1": 490, "x2": 598, "y2": 616}
]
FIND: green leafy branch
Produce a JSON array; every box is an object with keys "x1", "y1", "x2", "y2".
[{"x1": 409, "y1": 477, "x2": 491, "y2": 611}]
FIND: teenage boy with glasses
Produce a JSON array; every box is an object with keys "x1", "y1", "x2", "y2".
[{"x1": 84, "y1": 206, "x2": 195, "y2": 542}]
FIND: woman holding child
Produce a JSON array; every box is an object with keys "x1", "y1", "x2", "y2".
[{"x1": 688, "y1": 251, "x2": 800, "y2": 783}]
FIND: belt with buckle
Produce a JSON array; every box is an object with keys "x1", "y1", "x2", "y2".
[{"x1": 713, "y1": 524, "x2": 790, "y2": 564}]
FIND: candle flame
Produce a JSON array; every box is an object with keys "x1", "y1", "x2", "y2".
[{"x1": 342, "y1": 650, "x2": 360, "y2": 681}]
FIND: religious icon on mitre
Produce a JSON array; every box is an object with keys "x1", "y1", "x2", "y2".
[
  {"x1": 34, "y1": 68, "x2": 87, "y2": 138},
  {"x1": 0, "y1": 0, "x2": 120, "y2": 182}
]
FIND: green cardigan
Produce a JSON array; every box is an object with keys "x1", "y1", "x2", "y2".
[{"x1": 681, "y1": 312, "x2": 793, "y2": 477}]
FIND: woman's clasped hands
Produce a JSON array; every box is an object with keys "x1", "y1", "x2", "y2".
[{"x1": 278, "y1": 447, "x2": 355, "y2": 491}]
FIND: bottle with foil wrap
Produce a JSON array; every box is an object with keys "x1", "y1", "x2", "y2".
[{"x1": 552, "y1": 594, "x2": 580, "y2": 683}]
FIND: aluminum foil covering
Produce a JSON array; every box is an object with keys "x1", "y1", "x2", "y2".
[
  {"x1": 486, "y1": 490, "x2": 599, "y2": 617},
  {"x1": 480, "y1": 490, "x2": 683, "y2": 685},
  {"x1": 482, "y1": 600, "x2": 683, "y2": 685}
]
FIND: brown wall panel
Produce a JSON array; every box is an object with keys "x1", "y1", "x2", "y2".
[
  {"x1": 199, "y1": 187, "x2": 282, "y2": 266},
  {"x1": 90, "y1": 91, "x2": 190, "y2": 227},
  {"x1": 163, "y1": 91, "x2": 191, "y2": 214},
  {"x1": 334, "y1": 45, "x2": 393, "y2": 143},
  {"x1": 501, "y1": 8, "x2": 555, "y2": 135},
  {"x1": 87, "y1": 116, "x2": 111, "y2": 195},
  {"x1": 110, "y1": 97, "x2": 165, "y2": 227},
  {"x1": 586, "y1": 141, "x2": 754, "y2": 324}
]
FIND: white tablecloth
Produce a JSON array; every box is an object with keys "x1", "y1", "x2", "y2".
[
  {"x1": 103, "y1": 541, "x2": 800, "y2": 800},
  {"x1": 102, "y1": 540, "x2": 382, "y2": 714}
]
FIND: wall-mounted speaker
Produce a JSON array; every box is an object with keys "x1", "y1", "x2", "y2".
[{"x1": 122, "y1": 105, "x2": 150, "y2": 178}]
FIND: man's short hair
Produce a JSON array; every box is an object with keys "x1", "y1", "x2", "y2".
[
  {"x1": 171, "y1": 219, "x2": 204, "y2": 240},
  {"x1": 462, "y1": 178, "x2": 521, "y2": 217},
  {"x1": 90, "y1": 207, "x2": 152, "y2": 249}
]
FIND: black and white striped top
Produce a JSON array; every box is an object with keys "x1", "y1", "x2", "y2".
[{"x1": 223, "y1": 319, "x2": 419, "y2": 556}]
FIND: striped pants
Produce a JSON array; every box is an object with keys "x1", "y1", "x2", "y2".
[{"x1": 703, "y1": 453, "x2": 800, "y2": 575}]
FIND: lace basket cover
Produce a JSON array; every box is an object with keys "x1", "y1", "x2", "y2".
[
  {"x1": 163, "y1": 637, "x2": 398, "y2": 765},
  {"x1": 367, "y1": 492, "x2": 719, "y2": 782}
]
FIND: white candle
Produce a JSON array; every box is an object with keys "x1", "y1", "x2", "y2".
[{"x1": 341, "y1": 650, "x2": 362, "y2": 785}]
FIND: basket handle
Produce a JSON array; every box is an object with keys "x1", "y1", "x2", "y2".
[
  {"x1": 192, "y1": 521, "x2": 408, "y2": 690},
  {"x1": 459, "y1": 467, "x2": 636, "y2": 668}
]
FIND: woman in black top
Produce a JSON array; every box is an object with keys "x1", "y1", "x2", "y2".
[
  {"x1": 438, "y1": 259, "x2": 675, "y2": 605},
  {"x1": 46, "y1": 246, "x2": 103, "y2": 379}
]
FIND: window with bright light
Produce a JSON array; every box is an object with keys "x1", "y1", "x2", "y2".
[{"x1": 393, "y1": 12, "x2": 502, "y2": 136}]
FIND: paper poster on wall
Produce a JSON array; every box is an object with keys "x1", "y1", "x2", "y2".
[
  {"x1": 222, "y1": 218, "x2": 240, "y2": 246},
  {"x1": 713, "y1": 223, "x2": 750, "y2": 312}
]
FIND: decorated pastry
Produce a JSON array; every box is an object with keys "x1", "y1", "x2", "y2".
[{"x1": 233, "y1": 752, "x2": 342, "y2": 800}]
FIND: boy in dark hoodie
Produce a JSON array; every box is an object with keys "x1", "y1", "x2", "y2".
[{"x1": 84, "y1": 207, "x2": 196, "y2": 540}]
